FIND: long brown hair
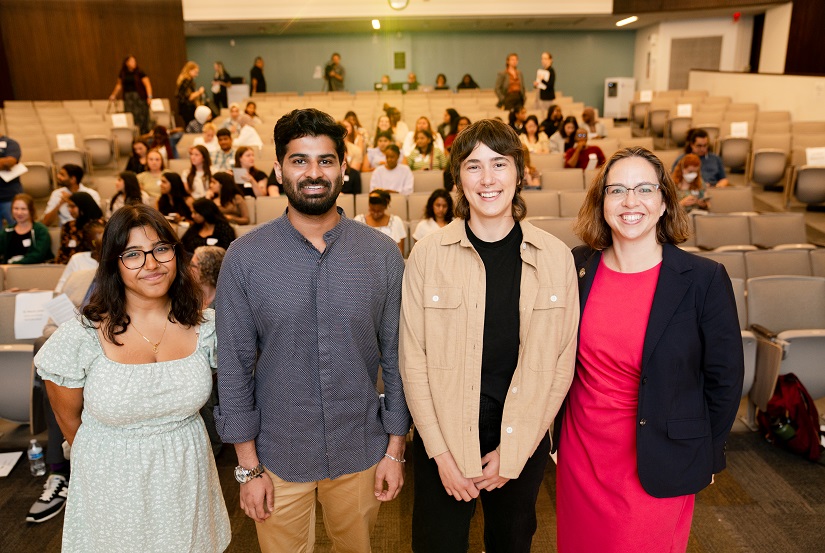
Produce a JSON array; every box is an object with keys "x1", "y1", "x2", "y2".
[{"x1": 574, "y1": 147, "x2": 691, "y2": 249}]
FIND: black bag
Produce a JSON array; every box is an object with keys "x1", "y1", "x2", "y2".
[{"x1": 757, "y1": 373, "x2": 823, "y2": 461}]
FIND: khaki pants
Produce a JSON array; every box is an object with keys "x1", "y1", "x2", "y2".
[{"x1": 256, "y1": 464, "x2": 381, "y2": 553}]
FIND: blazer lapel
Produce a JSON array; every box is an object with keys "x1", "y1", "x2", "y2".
[{"x1": 641, "y1": 244, "x2": 693, "y2": 369}]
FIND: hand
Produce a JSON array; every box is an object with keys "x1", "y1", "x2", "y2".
[
  {"x1": 434, "y1": 451, "x2": 479, "y2": 502},
  {"x1": 681, "y1": 195, "x2": 697, "y2": 206},
  {"x1": 471, "y1": 450, "x2": 510, "y2": 492},
  {"x1": 108, "y1": 94, "x2": 116, "y2": 101},
  {"x1": 198, "y1": 86, "x2": 205, "y2": 95},
  {"x1": 239, "y1": 473, "x2": 275, "y2": 522},
  {"x1": 60, "y1": 191, "x2": 71, "y2": 204},
  {"x1": 374, "y1": 456, "x2": 405, "y2": 501}
]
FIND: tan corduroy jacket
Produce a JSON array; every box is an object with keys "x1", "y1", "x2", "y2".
[{"x1": 400, "y1": 219, "x2": 579, "y2": 479}]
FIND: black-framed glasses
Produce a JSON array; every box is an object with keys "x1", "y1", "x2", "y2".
[
  {"x1": 604, "y1": 183, "x2": 661, "y2": 199},
  {"x1": 119, "y1": 243, "x2": 176, "y2": 270}
]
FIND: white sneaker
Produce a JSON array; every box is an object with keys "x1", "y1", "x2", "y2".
[{"x1": 26, "y1": 474, "x2": 68, "y2": 523}]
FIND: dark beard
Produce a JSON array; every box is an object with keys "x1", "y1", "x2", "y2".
[{"x1": 283, "y1": 174, "x2": 343, "y2": 216}]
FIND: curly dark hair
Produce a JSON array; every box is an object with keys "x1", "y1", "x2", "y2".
[
  {"x1": 273, "y1": 108, "x2": 346, "y2": 166},
  {"x1": 83, "y1": 204, "x2": 203, "y2": 345}
]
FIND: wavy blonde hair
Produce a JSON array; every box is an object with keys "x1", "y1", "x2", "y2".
[{"x1": 176, "y1": 61, "x2": 199, "y2": 86}]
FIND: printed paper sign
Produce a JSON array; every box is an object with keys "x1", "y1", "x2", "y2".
[
  {"x1": 730, "y1": 121, "x2": 749, "y2": 138},
  {"x1": 14, "y1": 291, "x2": 53, "y2": 340},
  {"x1": 110, "y1": 113, "x2": 128, "y2": 127},
  {"x1": 805, "y1": 147, "x2": 825, "y2": 166},
  {"x1": 676, "y1": 103, "x2": 693, "y2": 117},
  {"x1": 639, "y1": 90, "x2": 653, "y2": 102},
  {"x1": 56, "y1": 134, "x2": 76, "y2": 150},
  {"x1": 150, "y1": 99, "x2": 164, "y2": 111}
]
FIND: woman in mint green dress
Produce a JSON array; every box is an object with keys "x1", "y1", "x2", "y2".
[{"x1": 35, "y1": 204, "x2": 230, "y2": 552}]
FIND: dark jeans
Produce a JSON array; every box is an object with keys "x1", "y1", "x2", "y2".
[{"x1": 411, "y1": 399, "x2": 551, "y2": 553}]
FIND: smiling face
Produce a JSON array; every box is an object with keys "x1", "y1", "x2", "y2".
[
  {"x1": 189, "y1": 148, "x2": 204, "y2": 168},
  {"x1": 603, "y1": 156, "x2": 666, "y2": 247},
  {"x1": 274, "y1": 135, "x2": 345, "y2": 216},
  {"x1": 119, "y1": 225, "x2": 176, "y2": 302},
  {"x1": 459, "y1": 142, "x2": 517, "y2": 223},
  {"x1": 377, "y1": 116, "x2": 391, "y2": 132},
  {"x1": 12, "y1": 199, "x2": 30, "y2": 224}
]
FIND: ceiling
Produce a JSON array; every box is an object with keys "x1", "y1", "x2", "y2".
[{"x1": 184, "y1": 5, "x2": 771, "y2": 37}]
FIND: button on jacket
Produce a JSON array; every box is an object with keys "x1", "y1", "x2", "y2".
[{"x1": 400, "y1": 219, "x2": 579, "y2": 479}]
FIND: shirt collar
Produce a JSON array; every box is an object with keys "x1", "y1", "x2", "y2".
[
  {"x1": 276, "y1": 205, "x2": 348, "y2": 247},
  {"x1": 440, "y1": 218, "x2": 544, "y2": 252}
]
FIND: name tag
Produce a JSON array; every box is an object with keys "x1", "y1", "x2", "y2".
[
  {"x1": 68, "y1": 239, "x2": 77, "y2": 248},
  {"x1": 343, "y1": 174, "x2": 350, "y2": 182},
  {"x1": 244, "y1": 182, "x2": 252, "y2": 188},
  {"x1": 0, "y1": 141, "x2": 7, "y2": 149},
  {"x1": 415, "y1": 155, "x2": 424, "y2": 162},
  {"x1": 22, "y1": 238, "x2": 32, "y2": 247},
  {"x1": 206, "y1": 237, "x2": 218, "y2": 246}
]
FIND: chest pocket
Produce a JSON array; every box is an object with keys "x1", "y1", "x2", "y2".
[
  {"x1": 423, "y1": 285, "x2": 462, "y2": 370},
  {"x1": 526, "y1": 287, "x2": 567, "y2": 372}
]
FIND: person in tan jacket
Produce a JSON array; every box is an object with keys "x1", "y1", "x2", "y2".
[{"x1": 400, "y1": 119, "x2": 579, "y2": 553}]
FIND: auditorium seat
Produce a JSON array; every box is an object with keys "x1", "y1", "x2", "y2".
[
  {"x1": 744, "y1": 249, "x2": 812, "y2": 278},
  {"x1": 693, "y1": 214, "x2": 751, "y2": 250},
  {"x1": 558, "y1": 190, "x2": 586, "y2": 218},
  {"x1": 748, "y1": 213, "x2": 809, "y2": 248},
  {"x1": 729, "y1": 278, "x2": 756, "y2": 400},
  {"x1": 0, "y1": 344, "x2": 36, "y2": 426},
  {"x1": 541, "y1": 170, "x2": 583, "y2": 191},
  {"x1": 522, "y1": 191, "x2": 560, "y2": 217},
  {"x1": 694, "y1": 251, "x2": 747, "y2": 280},
  {"x1": 525, "y1": 217, "x2": 582, "y2": 248},
  {"x1": 706, "y1": 186, "x2": 755, "y2": 214}
]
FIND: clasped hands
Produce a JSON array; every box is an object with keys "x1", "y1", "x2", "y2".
[{"x1": 435, "y1": 450, "x2": 509, "y2": 502}]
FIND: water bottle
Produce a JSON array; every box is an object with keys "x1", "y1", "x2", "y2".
[{"x1": 28, "y1": 439, "x2": 46, "y2": 477}]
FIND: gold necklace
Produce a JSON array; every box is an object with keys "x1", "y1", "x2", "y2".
[{"x1": 130, "y1": 308, "x2": 172, "y2": 354}]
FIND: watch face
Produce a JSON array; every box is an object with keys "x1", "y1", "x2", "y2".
[{"x1": 234, "y1": 465, "x2": 250, "y2": 483}]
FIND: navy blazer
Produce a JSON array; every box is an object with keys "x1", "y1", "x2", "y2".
[{"x1": 565, "y1": 243, "x2": 744, "y2": 498}]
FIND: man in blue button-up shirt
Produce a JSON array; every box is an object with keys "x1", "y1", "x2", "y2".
[{"x1": 215, "y1": 108, "x2": 410, "y2": 553}]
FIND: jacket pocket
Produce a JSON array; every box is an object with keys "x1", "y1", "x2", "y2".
[
  {"x1": 527, "y1": 287, "x2": 568, "y2": 372},
  {"x1": 667, "y1": 417, "x2": 710, "y2": 439},
  {"x1": 423, "y1": 286, "x2": 462, "y2": 370}
]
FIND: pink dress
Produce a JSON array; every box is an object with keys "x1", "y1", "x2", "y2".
[{"x1": 557, "y1": 260, "x2": 694, "y2": 553}]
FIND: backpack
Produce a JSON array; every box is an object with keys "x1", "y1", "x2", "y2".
[{"x1": 757, "y1": 373, "x2": 823, "y2": 461}]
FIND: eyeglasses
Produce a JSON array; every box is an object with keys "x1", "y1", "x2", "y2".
[
  {"x1": 119, "y1": 243, "x2": 176, "y2": 270},
  {"x1": 604, "y1": 183, "x2": 661, "y2": 199}
]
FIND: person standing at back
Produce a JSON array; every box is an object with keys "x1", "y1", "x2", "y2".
[
  {"x1": 495, "y1": 53, "x2": 525, "y2": 111},
  {"x1": 326, "y1": 52, "x2": 346, "y2": 91},
  {"x1": 533, "y1": 51, "x2": 556, "y2": 112},
  {"x1": 250, "y1": 57, "x2": 266, "y2": 95},
  {"x1": 215, "y1": 108, "x2": 411, "y2": 553}
]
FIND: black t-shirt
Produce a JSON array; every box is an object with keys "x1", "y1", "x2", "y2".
[
  {"x1": 5, "y1": 228, "x2": 31, "y2": 261},
  {"x1": 466, "y1": 221, "x2": 523, "y2": 407},
  {"x1": 539, "y1": 66, "x2": 556, "y2": 101},
  {"x1": 250, "y1": 66, "x2": 266, "y2": 93},
  {"x1": 241, "y1": 168, "x2": 268, "y2": 197}
]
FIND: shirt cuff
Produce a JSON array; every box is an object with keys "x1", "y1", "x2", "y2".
[
  {"x1": 379, "y1": 395, "x2": 411, "y2": 437},
  {"x1": 214, "y1": 405, "x2": 261, "y2": 444}
]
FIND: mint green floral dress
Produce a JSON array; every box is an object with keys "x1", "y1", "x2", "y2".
[{"x1": 35, "y1": 309, "x2": 230, "y2": 553}]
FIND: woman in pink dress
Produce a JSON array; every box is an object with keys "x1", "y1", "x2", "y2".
[{"x1": 555, "y1": 147, "x2": 744, "y2": 552}]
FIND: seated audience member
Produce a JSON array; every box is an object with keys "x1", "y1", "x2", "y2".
[
  {"x1": 385, "y1": 105, "x2": 410, "y2": 146},
  {"x1": 25, "y1": 219, "x2": 103, "y2": 525},
  {"x1": 412, "y1": 189, "x2": 453, "y2": 242},
  {"x1": 344, "y1": 111, "x2": 370, "y2": 149},
  {"x1": 565, "y1": 127, "x2": 606, "y2": 170},
  {"x1": 437, "y1": 109, "x2": 460, "y2": 142},
  {"x1": 456, "y1": 73, "x2": 479, "y2": 90},
  {"x1": 194, "y1": 122, "x2": 220, "y2": 160},
  {"x1": 185, "y1": 105, "x2": 213, "y2": 134},
  {"x1": 341, "y1": 119, "x2": 365, "y2": 172},
  {"x1": 402, "y1": 116, "x2": 445, "y2": 157},
  {"x1": 509, "y1": 104, "x2": 528, "y2": 135},
  {"x1": 0, "y1": 193, "x2": 53, "y2": 264},
  {"x1": 233, "y1": 114, "x2": 264, "y2": 149},
  {"x1": 373, "y1": 114, "x2": 394, "y2": 146},
  {"x1": 361, "y1": 131, "x2": 394, "y2": 172},
  {"x1": 156, "y1": 171, "x2": 193, "y2": 223},
  {"x1": 182, "y1": 145, "x2": 212, "y2": 199},
  {"x1": 407, "y1": 73, "x2": 420, "y2": 91},
  {"x1": 181, "y1": 198, "x2": 236, "y2": 253},
  {"x1": 407, "y1": 129, "x2": 448, "y2": 171},
  {"x1": 540, "y1": 104, "x2": 564, "y2": 136},
  {"x1": 222, "y1": 103, "x2": 243, "y2": 135},
  {"x1": 42, "y1": 164, "x2": 102, "y2": 227},
  {"x1": 244, "y1": 101, "x2": 263, "y2": 125},
  {"x1": 672, "y1": 128, "x2": 729, "y2": 187},
  {"x1": 0, "y1": 121, "x2": 22, "y2": 226},
  {"x1": 442, "y1": 117, "x2": 472, "y2": 190},
  {"x1": 189, "y1": 244, "x2": 226, "y2": 456},
  {"x1": 207, "y1": 172, "x2": 250, "y2": 225},
  {"x1": 54, "y1": 220, "x2": 105, "y2": 294},
  {"x1": 137, "y1": 148, "x2": 165, "y2": 199},
  {"x1": 234, "y1": 146, "x2": 268, "y2": 196},
  {"x1": 522, "y1": 145, "x2": 542, "y2": 190},
  {"x1": 520, "y1": 115, "x2": 551, "y2": 154},
  {"x1": 673, "y1": 153, "x2": 710, "y2": 213},
  {"x1": 125, "y1": 140, "x2": 148, "y2": 173},
  {"x1": 581, "y1": 107, "x2": 607, "y2": 139},
  {"x1": 106, "y1": 171, "x2": 151, "y2": 218},
  {"x1": 434, "y1": 73, "x2": 450, "y2": 90},
  {"x1": 145, "y1": 125, "x2": 176, "y2": 161},
  {"x1": 354, "y1": 189, "x2": 406, "y2": 254},
  {"x1": 213, "y1": 128, "x2": 235, "y2": 171},
  {"x1": 550, "y1": 115, "x2": 579, "y2": 154},
  {"x1": 370, "y1": 145, "x2": 414, "y2": 195},
  {"x1": 377, "y1": 74, "x2": 391, "y2": 91},
  {"x1": 343, "y1": 166, "x2": 362, "y2": 195},
  {"x1": 55, "y1": 192, "x2": 105, "y2": 264}
]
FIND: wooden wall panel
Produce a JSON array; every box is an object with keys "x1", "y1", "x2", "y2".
[
  {"x1": 785, "y1": 0, "x2": 825, "y2": 75},
  {"x1": 0, "y1": 0, "x2": 186, "y2": 101}
]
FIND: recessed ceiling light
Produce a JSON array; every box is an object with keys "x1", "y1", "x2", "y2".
[
  {"x1": 372, "y1": 19, "x2": 381, "y2": 30},
  {"x1": 616, "y1": 16, "x2": 638, "y2": 27}
]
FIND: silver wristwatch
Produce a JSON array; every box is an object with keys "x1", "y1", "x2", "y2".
[{"x1": 234, "y1": 463, "x2": 264, "y2": 484}]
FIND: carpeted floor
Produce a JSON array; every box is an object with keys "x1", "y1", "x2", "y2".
[{"x1": 2, "y1": 426, "x2": 823, "y2": 553}]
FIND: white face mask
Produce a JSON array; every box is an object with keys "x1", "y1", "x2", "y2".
[{"x1": 683, "y1": 172, "x2": 698, "y2": 183}]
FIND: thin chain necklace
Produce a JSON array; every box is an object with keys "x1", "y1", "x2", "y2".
[{"x1": 130, "y1": 307, "x2": 172, "y2": 354}]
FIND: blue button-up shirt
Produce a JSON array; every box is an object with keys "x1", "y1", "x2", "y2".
[{"x1": 215, "y1": 208, "x2": 410, "y2": 482}]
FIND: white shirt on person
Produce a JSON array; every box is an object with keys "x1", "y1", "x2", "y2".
[
  {"x1": 353, "y1": 213, "x2": 406, "y2": 244},
  {"x1": 412, "y1": 218, "x2": 446, "y2": 242},
  {"x1": 44, "y1": 184, "x2": 102, "y2": 226},
  {"x1": 369, "y1": 164, "x2": 414, "y2": 196}
]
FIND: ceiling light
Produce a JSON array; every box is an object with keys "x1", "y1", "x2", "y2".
[
  {"x1": 372, "y1": 19, "x2": 381, "y2": 30},
  {"x1": 616, "y1": 16, "x2": 638, "y2": 27}
]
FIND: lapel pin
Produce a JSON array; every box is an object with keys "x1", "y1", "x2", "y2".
[{"x1": 579, "y1": 268, "x2": 586, "y2": 278}]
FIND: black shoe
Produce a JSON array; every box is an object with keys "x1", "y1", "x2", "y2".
[{"x1": 26, "y1": 474, "x2": 68, "y2": 523}]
